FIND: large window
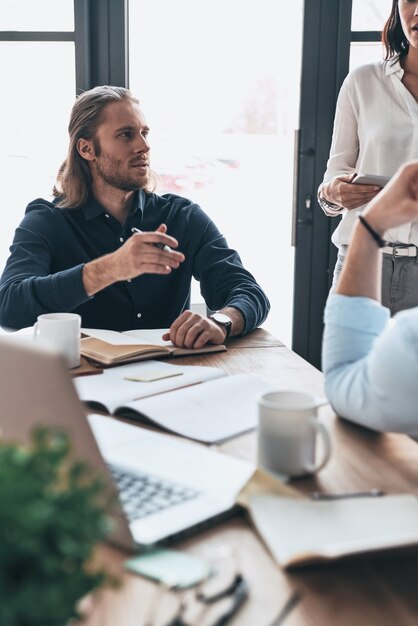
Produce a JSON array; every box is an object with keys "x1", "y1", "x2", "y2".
[
  {"x1": 0, "y1": 0, "x2": 75, "y2": 270},
  {"x1": 350, "y1": 0, "x2": 392, "y2": 69},
  {"x1": 129, "y1": 0, "x2": 304, "y2": 345}
]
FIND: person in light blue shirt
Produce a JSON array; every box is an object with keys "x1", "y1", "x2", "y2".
[{"x1": 322, "y1": 161, "x2": 418, "y2": 437}]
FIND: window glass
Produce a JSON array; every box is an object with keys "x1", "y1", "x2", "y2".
[
  {"x1": 349, "y1": 42, "x2": 385, "y2": 71},
  {"x1": 0, "y1": 42, "x2": 75, "y2": 270},
  {"x1": 0, "y1": 0, "x2": 74, "y2": 31},
  {"x1": 351, "y1": 0, "x2": 392, "y2": 31},
  {"x1": 129, "y1": 0, "x2": 304, "y2": 345}
]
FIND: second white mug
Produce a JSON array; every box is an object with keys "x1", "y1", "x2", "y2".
[
  {"x1": 34, "y1": 313, "x2": 81, "y2": 369},
  {"x1": 257, "y1": 390, "x2": 331, "y2": 478}
]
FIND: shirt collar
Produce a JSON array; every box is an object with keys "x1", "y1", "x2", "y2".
[
  {"x1": 81, "y1": 188, "x2": 146, "y2": 221},
  {"x1": 385, "y1": 54, "x2": 403, "y2": 77}
]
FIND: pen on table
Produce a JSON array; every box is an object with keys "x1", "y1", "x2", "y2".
[
  {"x1": 310, "y1": 488, "x2": 385, "y2": 501},
  {"x1": 131, "y1": 227, "x2": 173, "y2": 252},
  {"x1": 269, "y1": 589, "x2": 303, "y2": 626}
]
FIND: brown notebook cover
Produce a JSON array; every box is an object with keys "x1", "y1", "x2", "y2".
[{"x1": 80, "y1": 336, "x2": 226, "y2": 367}]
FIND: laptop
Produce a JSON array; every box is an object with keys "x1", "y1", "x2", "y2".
[{"x1": 0, "y1": 335, "x2": 255, "y2": 549}]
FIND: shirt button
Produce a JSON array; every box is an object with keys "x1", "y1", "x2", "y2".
[
  {"x1": 105, "y1": 213, "x2": 110, "y2": 218},
  {"x1": 119, "y1": 237, "x2": 124, "y2": 243},
  {"x1": 127, "y1": 279, "x2": 132, "y2": 283},
  {"x1": 137, "y1": 313, "x2": 142, "y2": 319}
]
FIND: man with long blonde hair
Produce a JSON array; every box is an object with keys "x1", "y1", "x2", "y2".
[{"x1": 0, "y1": 86, "x2": 269, "y2": 347}]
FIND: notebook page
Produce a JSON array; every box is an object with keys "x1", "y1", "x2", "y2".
[
  {"x1": 249, "y1": 494, "x2": 418, "y2": 567},
  {"x1": 119, "y1": 374, "x2": 277, "y2": 443},
  {"x1": 82, "y1": 328, "x2": 169, "y2": 346},
  {"x1": 124, "y1": 328, "x2": 172, "y2": 347},
  {"x1": 75, "y1": 360, "x2": 226, "y2": 413}
]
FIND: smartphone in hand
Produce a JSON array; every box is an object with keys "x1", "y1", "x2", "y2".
[{"x1": 352, "y1": 173, "x2": 390, "y2": 188}]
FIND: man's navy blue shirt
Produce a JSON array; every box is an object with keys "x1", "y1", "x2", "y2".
[{"x1": 0, "y1": 190, "x2": 270, "y2": 332}]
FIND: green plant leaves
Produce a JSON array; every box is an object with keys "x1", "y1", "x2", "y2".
[{"x1": 0, "y1": 426, "x2": 114, "y2": 626}]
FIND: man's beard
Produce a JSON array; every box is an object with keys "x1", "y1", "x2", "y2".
[{"x1": 95, "y1": 153, "x2": 149, "y2": 191}]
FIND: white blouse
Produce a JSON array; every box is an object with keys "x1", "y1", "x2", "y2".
[{"x1": 319, "y1": 55, "x2": 418, "y2": 247}]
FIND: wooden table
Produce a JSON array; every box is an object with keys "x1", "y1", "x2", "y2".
[{"x1": 82, "y1": 329, "x2": 418, "y2": 626}]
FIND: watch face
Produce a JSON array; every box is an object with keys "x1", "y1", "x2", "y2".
[{"x1": 211, "y1": 313, "x2": 231, "y2": 325}]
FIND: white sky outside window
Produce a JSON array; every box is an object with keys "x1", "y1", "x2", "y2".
[
  {"x1": 129, "y1": 0, "x2": 304, "y2": 346},
  {"x1": 351, "y1": 0, "x2": 392, "y2": 31},
  {"x1": 349, "y1": 42, "x2": 386, "y2": 71},
  {"x1": 350, "y1": 0, "x2": 393, "y2": 71},
  {"x1": 0, "y1": 0, "x2": 74, "y2": 30},
  {"x1": 0, "y1": 41, "x2": 75, "y2": 271}
]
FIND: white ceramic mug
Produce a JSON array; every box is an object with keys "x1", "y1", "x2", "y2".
[
  {"x1": 34, "y1": 313, "x2": 81, "y2": 369},
  {"x1": 257, "y1": 390, "x2": 331, "y2": 478}
]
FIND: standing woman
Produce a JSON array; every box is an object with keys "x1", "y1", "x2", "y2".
[{"x1": 318, "y1": 0, "x2": 418, "y2": 314}]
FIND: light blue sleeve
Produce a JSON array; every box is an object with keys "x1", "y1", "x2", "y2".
[{"x1": 322, "y1": 295, "x2": 418, "y2": 436}]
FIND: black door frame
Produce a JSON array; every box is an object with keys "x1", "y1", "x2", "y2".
[{"x1": 292, "y1": 0, "x2": 352, "y2": 369}]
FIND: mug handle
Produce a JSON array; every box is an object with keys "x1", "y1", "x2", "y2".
[
  {"x1": 33, "y1": 322, "x2": 39, "y2": 338},
  {"x1": 305, "y1": 419, "x2": 331, "y2": 474}
]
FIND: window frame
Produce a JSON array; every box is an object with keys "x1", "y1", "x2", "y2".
[{"x1": 0, "y1": 0, "x2": 129, "y2": 93}]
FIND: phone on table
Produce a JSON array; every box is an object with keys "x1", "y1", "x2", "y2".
[{"x1": 351, "y1": 173, "x2": 390, "y2": 188}]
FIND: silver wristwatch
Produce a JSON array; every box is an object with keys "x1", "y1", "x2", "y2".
[
  {"x1": 317, "y1": 189, "x2": 343, "y2": 216},
  {"x1": 209, "y1": 312, "x2": 232, "y2": 340}
]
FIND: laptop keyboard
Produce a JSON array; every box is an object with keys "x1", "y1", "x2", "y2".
[{"x1": 108, "y1": 463, "x2": 201, "y2": 522}]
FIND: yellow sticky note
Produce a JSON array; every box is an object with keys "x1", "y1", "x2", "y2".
[{"x1": 124, "y1": 370, "x2": 184, "y2": 383}]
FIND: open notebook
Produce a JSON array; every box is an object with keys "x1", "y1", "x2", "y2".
[
  {"x1": 81, "y1": 328, "x2": 226, "y2": 366},
  {"x1": 248, "y1": 494, "x2": 418, "y2": 568},
  {"x1": 75, "y1": 361, "x2": 276, "y2": 444}
]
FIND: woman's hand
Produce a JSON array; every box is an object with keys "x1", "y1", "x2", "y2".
[{"x1": 322, "y1": 174, "x2": 381, "y2": 211}]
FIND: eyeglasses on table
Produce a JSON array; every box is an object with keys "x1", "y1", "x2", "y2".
[{"x1": 143, "y1": 546, "x2": 248, "y2": 626}]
